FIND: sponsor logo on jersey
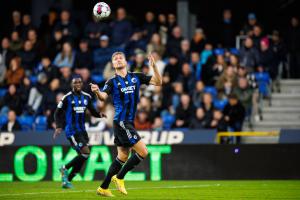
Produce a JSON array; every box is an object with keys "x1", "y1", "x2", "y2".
[
  {"x1": 120, "y1": 85, "x2": 135, "y2": 94},
  {"x1": 73, "y1": 106, "x2": 86, "y2": 113}
]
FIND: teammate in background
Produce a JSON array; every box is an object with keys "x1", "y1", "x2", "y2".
[
  {"x1": 90, "y1": 52, "x2": 162, "y2": 197},
  {"x1": 53, "y1": 75, "x2": 106, "y2": 188}
]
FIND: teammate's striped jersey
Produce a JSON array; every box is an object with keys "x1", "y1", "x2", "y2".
[
  {"x1": 55, "y1": 91, "x2": 101, "y2": 137},
  {"x1": 102, "y1": 72, "x2": 152, "y2": 122}
]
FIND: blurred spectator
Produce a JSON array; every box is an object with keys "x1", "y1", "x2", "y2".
[
  {"x1": 111, "y1": 7, "x2": 133, "y2": 46},
  {"x1": 189, "y1": 107, "x2": 210, "y2": 129},
  {"x1": 216, "y1": 66, "x2": 238, "y2": 98},
  {"x1": 179, "y1": 39, "x2": 191, "y2": 62},
  {"x1": 84, "y1": 15, "x2": 110, "y2": 49},
  {"x1": 42, "y1": 78, "x2": 59, "y2": 118},
  {"x1": 48, "y1": 92, "x2": 64, "y2": 129},
  {"x1": 177, "y1": 62, "x2": 195, "y2": 93},
  {"x1": 171, "y1": 82, "x2": 183, "y2": 109},
  {"x1": 142, "y1": 11, "x2": 157, "y2": 42},
  {"x1": 210, "y1": 109, "x2": 227, "y2": 131},
  {"x1": 190, "y1": 52, "x2": 202, "y2": 80},
  {"x1": 11, "y1": 10, "x2": 22, "y2": 34},
  {"x1": 223, "y1": 93, "x2": 246, "y2": 134},
  {"x1": 190, "y1": 28, "x2": 206, "y2": 53},
  {"x1": 147, "y1": 33, "x2": 165, "y2": 57},
  {"x1": 48, "y1": 29, "x2": 63, "y2": 59},
  {"x1": 219, "y1": 9, "x2": 236, "y2": 48},
  {"x1": 163, "y1": 54, "x2": 180, "y2": 82},
  {"x1": 59, "y1": 67, "x2": 72, "y2": 93},
  {"x1": 5, "y1": 57, "x2": 25, "y2": 86},
  {"x1": 174, "y1": 94, "x2": 195, "y2": 128},
  {"x1": 271, "y1": 30, "x2": 287, "y2": 80},
  {"x1": 239, "y1": 37, "x2": 260, "y2": 71},
  {"x1": 125, "y1": 28, "x2": 147, "y2": 58},
  {"x1": 192, "y1": 80, "x2": 205, "y2": 107},
  {"x1": 93, "y1": 35, "x2": 118, "y2": 74},
  {"x1": 53, "y1": 42, "x2": 75, "y2": 68},
  {"x1": 17, "y1": 40, "x2": 37, "y2": 73},
  {"x1": 26, "y1": 73, "x2": 48, "y2": 114},
  {"x1": 259, "y1": 37, "x2": 277, "y2": 80},
  {"x1": 0, "y1": 84, "x2": 22, "y2": 115},
  {"x1": 286, "y1": 17, "x2": 300, "y2": 78},
  {"x1": 166, "y1": 26, "x2": 183, "y2": 56},
  {"x1": 252, "y1": 25, "x2": 264, "y2": 49},
  {"x1": 27, "y1": 29, "x2": 45, "y2": 56},
  {"x1": 54, "y1": 10, "x2": 79, "y2": 42},
  {"x1": 74, "y1": 39, "x2": 94, "y2": 73},
  {"x1": 39, "y1": 9, "x2": 58, "y2": 46},
  {"x1": 200, "y1": 93, "x2": 214, "y2": 124},
  {"x1": 158, "y1": 14, "x2": 168, "y2": 45},
  {"x1": 240, "y1": 13, "x2": 258, "y2": 36},
  {"x1": 161, "y1": 74, "x2": 173, "y2": 110},
  {"x1": 19, "y1": 77, "x2": 32, "y2": 105},
  {"x1": 152, "y1": 117, "x2": 163, "y2": 131},
  {"x1": 134, "y1": 109, "x2": 152, "y2": 130},
  {"x1": 36, "y1": 55, "x2": 59, "y2": 82},
  {"x1": 21, "y1": 14, "x2": 35, "y2": 40},
  {"x1": 229, "y1": 54, "x2": 240, "y2": 70},
  {"x1": 0, "y1": 38, "x2": 14, "y2": 84},
  {"x1": 1, "y1": 110, "x2": 21, "y2": 132},
  {"x1": 10, "y1": 31, "x2": 23, "y2": 52},
  {"x1": 167, "y1": 14, "x2": 177, "y2": 37},
  {"x1": 130, "y1": 51, "x2": 148, "y2": 73},
  {"x1": 234, "y1": 77, "x2": 253, "y2": 119}
]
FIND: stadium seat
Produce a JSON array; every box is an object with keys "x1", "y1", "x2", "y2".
[
  {"x1": 91, "y1": 74, "x2": 105, "y2": 83},
  {"x1": 29, "y1": 75, "x2": 38, "y2": 85},
  {"x1": 204, "y1": 86, "x2": 218, "y2": 99},
  {"x1": 35, "y1": 116, "x2": 48, "y2": 131},
  {"x1": 161, "y1": 111, "x2": 175, "y2": 129},
  {"x1": 18, "y1": 115, "x2": 35, "y2": 131},
  {"x1": 254, "y1": 72, "x2": 271, "y2": 97},
  {"x1": 0, "y1": 115, "x2": 8, "y2": 127},
  {"x1": 0, "y1": 88, "x2": 7, "y2": 97},
  {"x1": 214, "y1": 98, "x2": 228, "y2": 110}
]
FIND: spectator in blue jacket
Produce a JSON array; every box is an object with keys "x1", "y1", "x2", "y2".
[{"x1": 110, "y1": 7, "x2": 133, "y2": 47}]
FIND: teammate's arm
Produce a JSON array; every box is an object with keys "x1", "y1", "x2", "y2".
[
  {"x1": 90, "y1": 79, "x2": 113, "y2": 101},
  {"x1": 53, "y1": 97, "x2": 67, "y2": 139},
  {"x1": 148, "y1": 53, "x2": 162, "y2": 86}
]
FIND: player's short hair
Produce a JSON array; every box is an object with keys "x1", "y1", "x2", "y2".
[
  {"x1": 72, "y1": 74, "x2": 83, "y2": 81},
  {"x1": 111, "y1": 51, "x2": 125, "y2": 61}
]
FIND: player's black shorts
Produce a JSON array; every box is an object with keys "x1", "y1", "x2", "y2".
[
  {"x1": 113, "y1": 121, "x2": 141, "y2": 147},
  {"x1": 68, "y1": 131, "x2": 89, "y2": 153}
]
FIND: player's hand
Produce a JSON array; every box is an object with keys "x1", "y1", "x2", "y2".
[
  {"x1": 53, "y1": 128, "x2": 62, "y2": 139},
  {"x1": 148, "y1": 52, "x2": 156, "y2": 68},
  {"x1": 99, "y1": 113, "x2": 107, "y2": 118},
  {"x1": 90, "y1": 83, "x2": 99, "y2": 93}
]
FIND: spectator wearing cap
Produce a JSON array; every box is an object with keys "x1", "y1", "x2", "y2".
[
  {"x1": 240, "y1": 13, "x2": 258, "y2": 36},
  {"x1": 259, "y1": 37, "x2": 277, "y2": 80},
  {"x1": 110, "y1": 7, "x2": 133, "y2": 46},
  {"x1": 190, "y1": 28, "x2": 206, "y2": 53},
  {"x1": 147, "y1": 33, "x2": 165, "y2": 58},
  {"x1": 53, "y1": 41, "x2": 75, "y2": 68},
  {"x1": 223, "y1": 93, "x2": 246, "y2": 139},
  {"x1": 1, "y1": 110, "x2": 21, "y2": 132},
  {"x1": 93, "y1": 35, "x2": 120, "y2": 74},
  {"x1": 74, "y1": 39, "x2": 94, "y2": 75},
  {"x1": 84, "y1": 15, "x2": 110, "y2": 49},
  {"x1": 174, "y1": 93, "x2": 196, "y2": 128},
  {"x1": 166, "y1": 26, "x2": 183, "y2": 57}
]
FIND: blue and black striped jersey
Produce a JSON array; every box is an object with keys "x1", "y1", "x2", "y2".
[
  {"x1": 102, "y1": 72, "x2": 152, "y2": 122},
  {"x1": 55, "y1": 91, "x2": 101, "y2": 137}
]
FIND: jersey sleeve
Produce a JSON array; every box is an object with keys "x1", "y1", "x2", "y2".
[
  {"x1": 57, "y1": 95, "x2": 68, "y2": 110},
  {"x1": 101, "y1": 79, "x2": 113, "y2": 95},
  {"x1": 134, "y1": 72, "x2": 152, "y2": 85}
]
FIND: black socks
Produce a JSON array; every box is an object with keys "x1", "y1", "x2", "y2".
[
  {"x1": 100, "y1": 157, "x2": 125, "y2": 189},
  {"x1": 117, "y1": 153, "x2": 144, "y2": 179}
]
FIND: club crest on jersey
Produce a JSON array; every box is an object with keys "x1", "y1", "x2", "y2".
[
  {"x1": 84, "y1": 99, "x2": 88, "y2": 105},
  {"x1": 131, "y1": 77, "x2": 137, "y2": 83}
]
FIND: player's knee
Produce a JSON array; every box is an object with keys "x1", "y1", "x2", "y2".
[{"x1": 118, "y1": 154, "x2": 129, "y2": 162}]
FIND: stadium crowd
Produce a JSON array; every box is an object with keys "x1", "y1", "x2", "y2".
[{"x1": 0, "y1": 7, "x2": 299, "y2": 138}]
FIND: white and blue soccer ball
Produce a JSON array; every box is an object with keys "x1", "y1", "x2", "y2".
[{"x1": 93, "y1": 2, "x2": 111, "y2": 19}]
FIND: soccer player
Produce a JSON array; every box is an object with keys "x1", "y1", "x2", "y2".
[
  {"x1": 90, "y1": 52, "x2": 162, "y2": 197},
  {"x1": 53, "y1": 75, "x2": 106, "y2": 188}
]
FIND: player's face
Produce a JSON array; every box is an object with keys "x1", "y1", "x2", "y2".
[
  {"x1": 112, "y1": 54, "x2": 127, "y2": 70},
  {"x1": 72, "y1": 78, "x2": 83, "y2": 92}
]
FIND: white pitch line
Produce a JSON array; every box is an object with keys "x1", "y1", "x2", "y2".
[{"x1": 0, "y1": 184, "x2": 221, "y2": 197}]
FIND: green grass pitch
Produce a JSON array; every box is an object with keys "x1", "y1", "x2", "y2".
[{"x1": 0, "y1": 180, "x2": 299, "y2": 199}]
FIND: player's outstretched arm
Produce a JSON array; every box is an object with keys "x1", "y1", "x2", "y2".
[
  {"x1": 90, "y1": 83, "x2": 108, "y2": 101},
  {"x1": 148, "y1": 53, "x2": 162, "y2": 86}
]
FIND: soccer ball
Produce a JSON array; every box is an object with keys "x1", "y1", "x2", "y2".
[{"x1": 93, "y1": 2, "x2": 111, "y2": 19}]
